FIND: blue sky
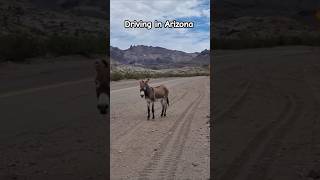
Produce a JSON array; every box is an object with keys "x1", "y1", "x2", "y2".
[{"x1": 110, "y1": 0, "x2": 210, "y2": 53}]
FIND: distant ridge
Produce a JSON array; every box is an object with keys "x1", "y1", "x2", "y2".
[{"x1": 110, "y1": 45, "x2": 209, "y2": 69}]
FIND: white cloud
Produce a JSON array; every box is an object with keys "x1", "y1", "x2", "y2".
[{"x1": 110, "y1": 0, "x2": 210, "y2": 53}]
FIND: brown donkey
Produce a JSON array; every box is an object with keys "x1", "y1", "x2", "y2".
[
  {"x1": 139, "y1": 79, "x2": 169, "y2": 120},
  {"x1": 95, "y1": 59, "x2": 109, "y2": 114}
]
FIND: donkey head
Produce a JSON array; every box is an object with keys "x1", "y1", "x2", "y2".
[
  {"x1": 95, "y1": 59, "x2": 109, "y2": 114},
  {"x1": 139, "y1": 79, "x2": 150, "y2": 98}
]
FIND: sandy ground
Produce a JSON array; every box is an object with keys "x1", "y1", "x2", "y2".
[
  {"x1": 110, "y1": 76, "x2": 210, "y2": 179},
  {"x1": 213, "y1": 46, "x2": 320, "y2": 180},
  {"x1": 6, "y1": 45, "x2": 319, "y2": 180},
  {"x1": 0, "y1": 57, "x2": 210, "y2": 179},
  {"x1": 0, "y1": 57, "x2": 108, "y2": 180}
]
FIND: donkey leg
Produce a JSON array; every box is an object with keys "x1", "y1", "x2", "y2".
[
  {"x1": 160, "y1": 99, "x2": 164, "y2": 117},
  {"x1": 152, "y1": 102, "x2": 155, "y2": 119},
  {"x1": 164, "y1": 102, "x2": 167, "y2": 117},
  {"x1": 147, "y1": 102, "x2": 150, "y2": 120}
]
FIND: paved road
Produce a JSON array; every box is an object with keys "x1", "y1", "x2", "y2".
[
  {"x1": 213, "y1": 46, "x2": 320, "y2": 180},
  {"x1": 110, "y1": 76, "x2": 210, "y2": 179}
]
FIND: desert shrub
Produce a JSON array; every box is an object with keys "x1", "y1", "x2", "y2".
[
  {"x1": 111, "y1": 71, "x2": 124, "y2": 81},
  {"x1": 122, "y1": 71, "x2": 155, "y2": 80},
  {"x1": 213, "y1": 35, "x2": 320, "y2": 49},
  {"x1": 0, "y1": 33, "x2": 106, "y2": 62},
  {"x1": 45, "y1": 34, "x2": 106, "y2": 56},
  {"x1": 111, "y1": 70, "x2": 209, "y2": 81},
  {"x1": 0, "y1": 33, "x2": 43, "y2": 62}
]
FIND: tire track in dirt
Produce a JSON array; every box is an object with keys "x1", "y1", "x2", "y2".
[
  {"x1": 218, "y1": 64, "x2": 304, "y2": 180},
  {"x1": 219, "y1": 92, "x2": 302, "y2": 180},
  {"x1": 164, "y1": 89, "x2": 205, "y2": 180},
  {"x1": 245, "y1": 93, "x2": 303, "y2": 180},
  {"x1": 138, "y1": 87, "x2": 205, "y2": 180},
  {"x1": 111, "y1": 78, "x2": 193, "y2": 142},
  {"x1": 214, "y1": 63, "x2": 254, "y2": 123},
  {"x1": 214, "y1": 80, "x2": 251, "y2": 121},
  {"x1": 245, "y1": 65, "x2": 319, "y2": 179},
  {"x1": 297, "y1": 65, "x2": 320, "y2": 176},
  {"x1": 111, "y1": 89, "x2": 189, "y2": 144}
]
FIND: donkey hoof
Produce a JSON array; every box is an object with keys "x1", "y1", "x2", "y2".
[{"x1": 152, "y1": 116, "x2": 155, "y2": 119}]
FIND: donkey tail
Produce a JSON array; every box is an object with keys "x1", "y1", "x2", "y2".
[{"x1": 166, "y1": 97, "x2": 169, "y2": 106}]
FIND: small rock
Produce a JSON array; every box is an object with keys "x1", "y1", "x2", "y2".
[
  {"x1": 192, "y1": 162, "x2": 199, "y2": 167},
  {"x1": 154, "y1": 148, "x2": 157, "y2": 151},
  {"x1": 118, "y1": 150, "x2": 122, "y2": 153}
]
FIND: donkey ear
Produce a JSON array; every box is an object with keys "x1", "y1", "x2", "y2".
[{"x1": 102, "y1": 59, "x2": 108, "y2": 68}]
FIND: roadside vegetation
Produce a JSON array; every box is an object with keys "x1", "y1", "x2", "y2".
[
  {"x1": 111, "y1": 70, "x2": 209, "y2": 81},
  {"x1": 0, "y1": 33, "x2": 106, "y2": 62},
  {"x1": 213, "y1": 35, "x2": 320, "y2": 49}
]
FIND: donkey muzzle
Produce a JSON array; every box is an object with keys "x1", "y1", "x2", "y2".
[
  {"x1": 140, "y1": 91, "x2": 145, "y2": 98},
  {"x1": 97, "y1": 93, "x2": 109, "y2": 114},
  {"x1": 97, "y1": 105, "x2": 108, "y2": 114}
]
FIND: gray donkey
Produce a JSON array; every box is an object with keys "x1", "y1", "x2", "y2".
[
  {"x1": 139, "y1": 79, "x2": 169, "y2": 120},
  {"x1": 95, "y1": 59, "x2": 109, "y2": 114}
]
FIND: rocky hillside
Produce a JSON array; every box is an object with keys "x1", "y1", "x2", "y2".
[
  {"x1": 0, "y1": 0, "x2": 107, "y2": 36},
  {"x1": 0, "y1": 0, "x2": 107, "y2": 61},
  {"x1": 27, "y1": 0, "x2": 107, "y2": 18},
  {"x1": 216, "y1": 0, "x2": 320, "y2": 20},
  {"x1": 215, "y1": 0, "x2": 320, "y2": 48},
  {"x1": 110, "y1": 45, "x2": 209, "y2": 69}
]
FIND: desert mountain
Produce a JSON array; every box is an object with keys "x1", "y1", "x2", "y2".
[{"x1": 110, "y1": 45, "x2": 209, "y2": 69}]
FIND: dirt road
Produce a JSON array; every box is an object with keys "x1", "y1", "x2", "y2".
[
  {"x1": 213, "y1": 46, "x2": 320, "y2": 180},
  {"x1": 110, "y1": 76, "x2": 210, "y2": 179},
  {"x1": 0, "y1": 57, "x2": 108, "y2": 180}
]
